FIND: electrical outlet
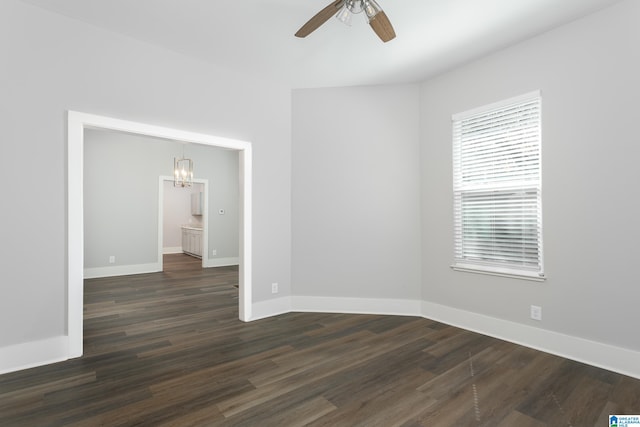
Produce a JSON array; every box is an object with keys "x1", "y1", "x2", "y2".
[
  {"x1": 211, "y1": 249, "x2": 217, "y2": 256},
  {"x1": 530, "y1": 305, "x2": 542, "y2": 321},
  {"x1": 271, "y1": 283, "x2": 278, "y2": 294},
  {"x1": 109, "y1": 255, "x2": 115, "y2": 264}
]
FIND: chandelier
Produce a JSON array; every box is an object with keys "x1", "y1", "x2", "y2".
[{"x1": 174, "y1": 145, "x2": 193, "y2": 188}]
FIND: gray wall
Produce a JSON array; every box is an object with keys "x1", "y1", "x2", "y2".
[
  {"x1": 292, "y1": 85, "x2": 422, "y2": 300},
  {"x1": 0, "y1": 0, "x2": 290, "y2": 347},
  {"x1": 84, "y1": 129, "x2": 238, "y2": 269},
  {"x1": 420, "y1": 0, "x2": 640, "y2": 352},
  {"x1": 84, "y1": 130, "x2": 169, "y2": 268},
  {"x1": 190, "y1": 143, "x2": 240, "y2": 261}
]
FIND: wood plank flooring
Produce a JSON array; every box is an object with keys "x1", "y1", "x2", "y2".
[{"x1": 1, "y1": 253, "x2": 639, "y2": 426}]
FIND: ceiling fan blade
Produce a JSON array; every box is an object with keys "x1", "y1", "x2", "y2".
[
  {"x1": 369, "y1": 11, "x2": 396, "y2": 42},
  {"x1": 295, "y1": 0, "x2": 344, "y2": 38}
]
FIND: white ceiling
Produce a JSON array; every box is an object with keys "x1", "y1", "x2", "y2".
[{"x1": 20, "y1": 0, "x2": 621, "y2": 88}]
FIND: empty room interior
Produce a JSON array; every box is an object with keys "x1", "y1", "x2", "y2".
[{"x1": 1, "y1": 0, "x2": 640, "y2": 425}]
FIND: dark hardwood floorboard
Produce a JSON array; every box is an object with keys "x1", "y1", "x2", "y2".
[{"x1": 1, "y1": 253, "x2": 639, "y2": 426}]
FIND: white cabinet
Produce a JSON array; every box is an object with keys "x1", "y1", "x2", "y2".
[{"x1": 181, "y1": 226, "x2": 203, "y2": 258}]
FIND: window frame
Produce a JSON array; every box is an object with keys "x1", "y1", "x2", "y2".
[{"x1": 451, "y1": 91, "x2": 545, "y2": 281}]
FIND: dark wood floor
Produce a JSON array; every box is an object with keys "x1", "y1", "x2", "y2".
[{"x1": 1, "y1": 254, "x2": 639, "y2": 426}]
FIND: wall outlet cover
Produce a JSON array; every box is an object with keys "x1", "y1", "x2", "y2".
[
  {"x1": 530, "y1": 305, "x2": 542, "y2": 321},
  {"x1": 271, "y1": 283, "x2": 278, "y2": 294}
]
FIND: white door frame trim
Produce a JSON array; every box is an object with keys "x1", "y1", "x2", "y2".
[{"x1": 68, "y1": 111, "x2": 252, "y2": 358}]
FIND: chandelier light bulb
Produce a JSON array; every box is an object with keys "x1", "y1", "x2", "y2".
[
  {"x1": 362, "y1": 0, "x2": 382, "y2": 20},
  {"x1": 335, "y1": 5, "x2": 353, "y2": 26}
]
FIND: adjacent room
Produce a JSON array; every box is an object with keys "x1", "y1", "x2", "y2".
[{"x1": 1, "y1": 0, "x2": 639, "y2": 425}]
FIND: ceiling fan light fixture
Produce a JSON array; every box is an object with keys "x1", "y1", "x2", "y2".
[
  {"x1": 335, "y1": 5, "x2": 353, "y2": 26},
  {"x1": 296, "y1": 0, "x2": 394, "y2": 42},
  {"x1": 362, "y1": 0, "x2": 382, "y2": 20},
  {"x1": 345, "y1": 0, "x2": 363, "y2": 14}
]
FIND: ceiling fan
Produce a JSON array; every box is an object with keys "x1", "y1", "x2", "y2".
[{"x1": 295, "y1": 0, "x2": 396, "y2": 43}]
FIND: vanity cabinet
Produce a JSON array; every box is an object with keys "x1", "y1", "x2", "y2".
[{"x1": 181, "y1": 226, "x2": 203, "y2": 258}]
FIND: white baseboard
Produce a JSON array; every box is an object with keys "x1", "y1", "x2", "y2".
[
  {"x1": 420, "y1": 301, "x2": 640, "y2": 380},
  {"x1": 251, "y1": 296, "x2": 292, "y2": 321},
  {"x1": 291, "y1": 296, "x2": 422, "y2": 317},
  {"x1": 163, "y1": 246, "x2": 183, "y2": 254},
  {"x1": 0, "y1": 336, "x2": 71, "y2": 375},
  {"x1": 203, "y1": 257, "x2": 239, "y2": 268},
  {"x1": 249, "y1": 295, "x2": 640, "y2": 379},
  {"x1": 84, "y1": 262, "x2": 161, "y2": 279},
  {"x1": 5, "y1": 297, "x2": 638, "y2": 380},
  {"x1": 248, "y1": 295, "x2": 420, "y2": 322}
]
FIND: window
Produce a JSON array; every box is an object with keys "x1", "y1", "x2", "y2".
[{"x1": 452, "y1": 91, "x2": 544, "y2": 280}]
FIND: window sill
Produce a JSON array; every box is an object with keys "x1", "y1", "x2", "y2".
[{"x1": 451, "y1": 265, "x2": 546, "y2": 282}]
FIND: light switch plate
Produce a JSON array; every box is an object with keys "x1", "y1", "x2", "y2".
[{"x1": 530, "y1": 305, "x2": 542, "y2": 321}]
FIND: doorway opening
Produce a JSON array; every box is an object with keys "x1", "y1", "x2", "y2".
[
  {"x1": 68, "y1": 111, "x2": 253, "y2": 359},
  {"x1": 159, "y1": 177, "x2": 209, "y2": 271}
]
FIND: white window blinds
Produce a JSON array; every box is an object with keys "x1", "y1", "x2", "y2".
[{"x1": 452, "y1": 91, "x2": 544, "y2": 280}]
